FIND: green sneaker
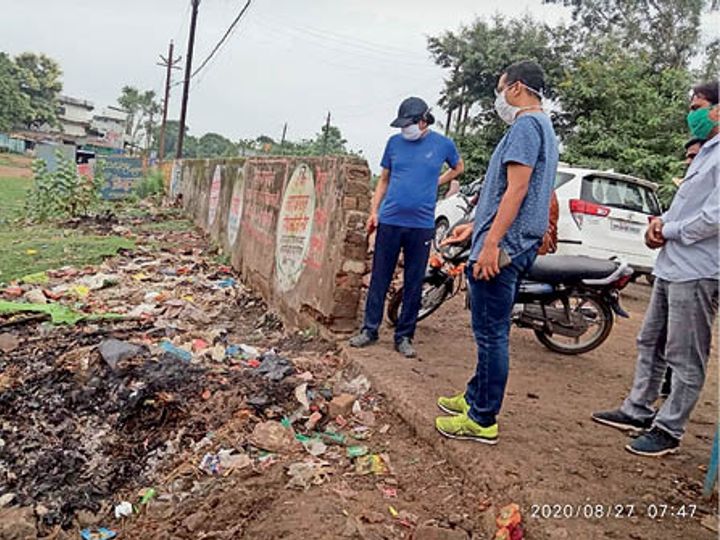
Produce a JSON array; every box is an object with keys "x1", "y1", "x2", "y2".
[
  {"x1": 435, "y1": 414, "x2": 498, "y2": 445},
  {"x1": 437, "y1": 393, "x2": 470, "y2": 415}
]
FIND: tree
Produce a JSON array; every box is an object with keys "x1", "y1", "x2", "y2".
[
  {"x1": 543, "y1": 0, "x2": 714, "y2": 69},
  {"x1": 117, "y1": 86, "x2": 160, "y2": 154},
  {"x1": 13, "y1": 52, "x2": 63, "y2": 129},
  {"x1": 558, "y1": 41, "x2": 690, "y2": 203},
  {"x1": 0, "y1": 53, "x2": 31, "y2": 132},
  {"x1": 428, "y1": 15, "x2": 565, "y2": 181},
  {"x1": 196, "y1": 132, "x2": 237, "y2": 157}
]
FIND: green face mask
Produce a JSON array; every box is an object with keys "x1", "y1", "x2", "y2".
[{"x1": 687, "y1": 107, "x2": 717, "y2": 140}]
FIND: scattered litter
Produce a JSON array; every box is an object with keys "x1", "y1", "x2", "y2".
[
  {"x1": 23, "y1": 289, "x2": 47, "y2": 304},
  {"x1": 338, "y1": 375, "x2": 371, "y2": 396},
  {"x1": 303, "y1": 439, "x2": 328, "y2": 457},
  {"x1": 192, "y1": 338, "x2": 209, "y2": 352},
  {"x1": 305, "y1": 411, "x2": 323, "y2": 431},
  {"x1": 295, "y1": 383, "x2": 310, "y2": 410},
  {"x1": 286, "y1": 461, "x2": 332, "y2": 490},
  {"x1": 250, "y1": 421, "x2": 297, "y2": 453},
  {"x1": 138, "y1": 488, "x2": 156, "y2": 505},
  {"x1": 379, "y1": 485, "x2": 397, "y2": 499},
  {"x1": 329, "y1": 393, "x2": 356, "y2": 418},
  {"x1": 379, "y1": 424, "x2": 391, "y2": 435},
  {"x1": 347, "y1": 445, "x2": 369, "y2": 458},
  {"x1": 0, "y1": 300, "x2": 122, "y2": 325},
  {"x1": 160, "y1": 340, "x2": 192, "y2": 362},
  {"x1": 128, "y1": 303, "x2": 157, "y2": 318},
  {"x1": 98, "y1": 339, "x2": 144, "y2": 370},
  {"x1": 113, "y1": 501, "x2": 133, "y2": 519},
  {"x1": 200, "y1": 450, "x2": 252, "y2": 475},
  {"x1": 388, "y1": 505, "x2": 399, "y2": 518},
  {"x1": 320, "y1": 430, "x2": 346, "y2": 445},
  {"x1": 256, "y1": 353, "x2": 295, "y2": 381},
  {"x1": 496, "y1": 503, "x2": 524, "y2": 540},
  {"x1": 77, "y1": 273, "x2": 119, "y2": 291},
  {"x1": 355, "y1": 454, "x2": 390, "y2": 476},
  {"x1": 0, "y1": 493, "x2": 16, "y2": 508},
  {"x1": 215, "y1": 277, "x2": 237, "y2": 288},
  {"x1": 354, "y1": 410, "x2": 377, "y2": 427},
  {"x1": 80, "y1": 528, "x2": 117, "y2": 540}
]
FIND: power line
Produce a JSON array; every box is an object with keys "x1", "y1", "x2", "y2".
[{"x1": 191, "y1": 0, "x2": 252, "y2": 79}]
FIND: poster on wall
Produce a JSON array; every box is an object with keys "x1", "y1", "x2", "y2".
[
  {"x1": 100, "y1": 157, "x2": 143, "y2": 200},
  {"x1": 207, "y1": 164, "x2": 223, "y2": 227},
  {"x1": 170, "y1": 160, "x2": 182, "y2": 197},
  {"x1": 275, "y1": 163, "x2": 316, "y2": 292},
  {"x1": 227, "y1": 169, "x2": 245, "y2": 246}
]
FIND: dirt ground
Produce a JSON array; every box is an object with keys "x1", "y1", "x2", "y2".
[
  {"x1": 347, "y1": 284, "x2": 719, "y2": 539},
  {"x1": 0, "y1": 154, "x2": 33, "y2": 178}
]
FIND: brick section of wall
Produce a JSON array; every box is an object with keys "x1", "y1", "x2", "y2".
[{"x1": 171, "y1": 156, "x2": 371, "y2": 333}]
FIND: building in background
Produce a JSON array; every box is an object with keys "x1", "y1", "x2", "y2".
[
  {"x1": 55, "y1": 95, "x2": 95, "y2": 139},
  {"x1": 89, "y1": 106, "x2": 128, "y2": 151}
]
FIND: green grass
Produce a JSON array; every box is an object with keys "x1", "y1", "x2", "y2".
[
  {"x1": 135, "y1": 218, "x2": 194, "y2": 232},
  {"x1": 0, "y1": 176, "x2": 30, "y2": 224},
  {"x1": 0, "y1": 175, "x2": 135, "y2": 284}
]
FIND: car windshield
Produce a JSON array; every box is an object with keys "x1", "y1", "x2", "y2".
[{"x1": 581, "y1": 175, "x2": 661, "y2": 216}]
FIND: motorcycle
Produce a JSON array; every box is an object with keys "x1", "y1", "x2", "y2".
[{"x1": 387, "y1": 234, "x2": 634, "y2": 355}]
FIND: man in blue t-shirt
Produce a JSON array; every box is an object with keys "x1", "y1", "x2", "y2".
[
  {"x1": 434, "y1": 61, "x2": 559, "y2": 444},
  {"x1": 349, "y1": 96, "x2": 464, "y2": 358}
]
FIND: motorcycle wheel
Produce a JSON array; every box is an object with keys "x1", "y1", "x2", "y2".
[
  {"x1": 387, "y1": 277, "x2": 452, "y2": 327},
  {"x1": 533, "y1": 293, "x2": 614, "y2": 355}
]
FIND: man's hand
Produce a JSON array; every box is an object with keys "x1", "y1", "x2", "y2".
[
  {"x1": 473, "y1": 242, "x2": 501, "y2": 281},
  {"x1": 645, "y1": 218, "x2": 665, "y2": 249},
  {"x1": 440, "y1": 223, "x2": 473, "y2": 246},
  {"x1": 366, "y1": 212, "x2": 378, "y2": 235}
]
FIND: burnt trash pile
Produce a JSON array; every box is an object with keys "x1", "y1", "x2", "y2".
[{"x1": 0, "y1": 215, "x2": 312, "y2": 534}]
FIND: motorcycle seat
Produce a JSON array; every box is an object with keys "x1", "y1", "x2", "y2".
[{"x1": 526, "y1": 255, "x2": 619, "y2": 284}]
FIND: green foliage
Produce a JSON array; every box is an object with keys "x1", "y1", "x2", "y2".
[
  {"x1": 118, "y1": 86, "x2": 160, "y2": 154},
  {"x1": 542, "y1": 0, "x2": 709, "y2": 69},
  {"x1": 0, "y1": 53, "x2": 32, "y2": 132},
  {"x1": 558, "y1": 42, "x2": 690, "y2": 204},
  {"x1": 13, "y1": 52, "x2": 63, "y2": 129},
  {"x1": 25, "y1": 151, "x2": 105, "y2": 221},
  {"x1": 134, "y1": 168, "x2": 165, "y2": 199}
]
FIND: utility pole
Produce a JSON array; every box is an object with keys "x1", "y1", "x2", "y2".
[
  {"x1": 280, "y1": 122, "x2": 287, "y2": 154},
  {"x1": 157, "y1": 40, "x2": 182, "y2": 161},
  {"x1": 177, "y1": 0, "x2": 200, "y2": 159},
  {"x1": 322, "y1": 111, "x2": 331, "y2": 155}
]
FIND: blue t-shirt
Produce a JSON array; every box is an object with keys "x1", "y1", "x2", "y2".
[
  {"x1": 470, "y1": 112, "x2": 558, "y2": 260},
  {"x1": 379, "y1": 131, "x2": 461, "y2": 229}
]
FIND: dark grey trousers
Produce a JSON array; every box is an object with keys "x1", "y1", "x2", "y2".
[{"x1": 621, "y1": 278, "x2": 718, "y2": 439}]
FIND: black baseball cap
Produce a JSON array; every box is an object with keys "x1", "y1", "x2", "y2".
[{"x1": 390, "y1": 96, "x2": 435, "y2": 128}]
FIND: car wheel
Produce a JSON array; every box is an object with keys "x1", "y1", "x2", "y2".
[{"x1": 434, "y1": 218, "x2": 449, "y2": 249}]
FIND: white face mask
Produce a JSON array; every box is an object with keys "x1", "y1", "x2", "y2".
[
  {"x1": 494, "y1": 83, "x2": 543, "y2": 125},
  {"x1": 401, "y1": 123, "x2": 423, "y2": 141}
]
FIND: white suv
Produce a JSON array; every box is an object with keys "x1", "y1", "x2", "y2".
[{"x1": 554, "y1": 166, "x2": 662, "y2": 279}]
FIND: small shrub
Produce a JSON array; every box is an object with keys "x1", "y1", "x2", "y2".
[{"x1": 134, "y1": 169, "x2": 165, "y2": 199}]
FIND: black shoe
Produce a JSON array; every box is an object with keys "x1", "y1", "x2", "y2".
[
  {"x1": 625, "y1": 427, "x2": 679, "y2": 457},
  {"x1": 394, "y1": 337, "x2": 416, "y2": 358},
  {"x1": 349, "y1": 330, "x2": 377, "y2": 348},
  {"x1": 591, "y1": 409, "x2": 653, "y2": 433}
]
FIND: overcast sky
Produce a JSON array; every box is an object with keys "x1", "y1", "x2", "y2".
[{"x1": 2, "y1": 1, "x2": 718, "y2": 172}]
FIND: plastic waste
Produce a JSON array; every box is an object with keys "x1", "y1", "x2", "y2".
[
  {"x1": 286, "y1": 461, "x2": 332, "y2": 490},
  {"x1": 355, "y1": 454, "x2": 389, "y2": 476},
  {"x1": 256, "y1": 353, "x2": 295, "y2": 381},
  {"x1": 80, "y1": 528, "x2": 117, "y2": 540},
  {"x1": 98, "y1": 339, "x2": 143, "y2": 370},
  {"x1": 113, "y1": 501, "x2": 133, "y2": 519},
  {"x1": 215, "y1": 277, "x2": 236, "y2": 288},
  {"x1": 77, "y1": 273, "x2": 119, "y2": 291},
  {"x1": 0, "y1": 300, "x2": 122, "y2": 325},
  {"x1": 160, "y1": 340, "x2": 192, "y2": 362},
  {"x1": 295, "y1": 383, "x2": 310, "y2": 410},
  {"x1": 346, "y1": 445, "x2": 369, "y2": 458}
]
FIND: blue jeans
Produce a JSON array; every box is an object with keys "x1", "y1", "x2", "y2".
[
  {"x1": 362, "y1": 223, "x2": 434, "y2": 343},
  {"x1": 465, "y1": 248, "x2": 537, "y2": 426}
]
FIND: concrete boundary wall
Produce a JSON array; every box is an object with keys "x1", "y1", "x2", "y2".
[{"x1": 168, "y1": 156, "x2": 372, "y2": 332}]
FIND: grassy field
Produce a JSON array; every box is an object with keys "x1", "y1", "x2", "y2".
[{"x1": 0, "y1": 173, "x2": 134, "y2": 284}]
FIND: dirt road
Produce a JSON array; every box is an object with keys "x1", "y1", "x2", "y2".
[{"x1": 347, "y1": 284, "x2": 719, "y2": 539}]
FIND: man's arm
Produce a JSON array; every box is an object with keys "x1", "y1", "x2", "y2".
[
  {"x1": 439, "y1": 158, "x2": 465, "y2": 186},
  {"x1": 661, "y1": 183, "x2": 720, "y2": 245},
  {"x1": 473, "y1": 163, "x2": 532, "y2": 280},
  {"x1": 367, "y1": 168, "x2": 390, "y2": 233}
]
